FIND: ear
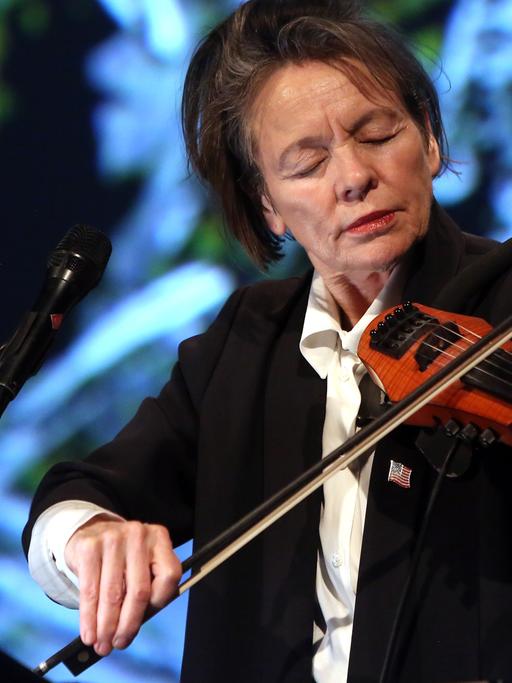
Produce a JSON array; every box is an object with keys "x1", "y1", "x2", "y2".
[
  {"x1": 424, "y1": 116, "x2": 441, "y2": 177},
  {"x1": 427, "y1": 132, "x2": 441, "y2": 178},
  {"x1": 261, "y1": 193, "x2": 286, "y2": 237}
]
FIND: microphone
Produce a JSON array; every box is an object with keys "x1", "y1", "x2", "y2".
[{"x1": 0, "y1": 224, "x2": 112, "y2": 415}]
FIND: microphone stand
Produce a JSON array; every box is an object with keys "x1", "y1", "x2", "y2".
[{"x1": 33, "y1": 309, "x2": 512, "y2": 678}]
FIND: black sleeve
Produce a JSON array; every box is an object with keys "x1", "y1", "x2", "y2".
[{"x1": 22, "y1": 286, "x2": 248, "y2": 555}]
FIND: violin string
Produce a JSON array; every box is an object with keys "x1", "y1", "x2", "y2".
[
  {"x1": 410, "y1": 320, "x2": 512, "y2": 376},
  {"x1": 400, "y1": 323, "x2": 512, "y2": 384},
  {"x1": 373, "y1": 312, "x2": 512, "y2": 385},
  {"x1": 414, "y1": 344, "x2": 498, "y2": 384},
  {"x1": 423, "y1": 320, "x2": 512, "y2": 367},
  {"x1": 420, "y1": 327, "x2": 512, "y2": 380},
  {"x1": 453, "y1": 321, "x2": 512, "y2": 361},
  {"x1": 414, "y1": 341, "x2": 511, "y2": 387}
]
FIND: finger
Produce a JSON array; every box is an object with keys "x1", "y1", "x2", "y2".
[
  {"x1": 112, "y1": 523, "x2": 151, "y2": 650},
  {"x1": 149, "y1": 528, "x2": 182, "y2": 611},
  {"x1": 76, "y1": 538, "x2": 102, "y2": 647},
  {"x1": 94, "y1": 530, "x2": 127, "y2": 656}
]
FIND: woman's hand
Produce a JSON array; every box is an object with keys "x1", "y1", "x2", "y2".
[{"x1": 64, "y1": 515, "x2": 182, "y2": 656}]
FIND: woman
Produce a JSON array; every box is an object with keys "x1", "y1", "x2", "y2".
[{"x1": 24, "y1": 1, "x2": 512, "y2": 681}]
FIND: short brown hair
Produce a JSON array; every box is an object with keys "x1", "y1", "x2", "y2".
[{"x1": 182, "y1": 0, "x2": 449, "y2": 268}]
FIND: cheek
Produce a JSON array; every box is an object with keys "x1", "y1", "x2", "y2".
[
  {"x1": 388, "y1": 146, "x2": 434, "y2": 202},
  {"x1": 271, "y1": 183, "x2": 332, "y2": 225},
  {"x1": 407, "y1": 139, "x2": 436, "y2": 180}
]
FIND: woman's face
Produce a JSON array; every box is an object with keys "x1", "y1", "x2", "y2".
[{"x1": 250, "y1": 60, "x2": 440, "y2": 281}]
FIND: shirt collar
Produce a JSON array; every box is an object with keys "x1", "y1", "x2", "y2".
[{"x1": 300, "y1": 265, "x2": 409, "y2": 379}]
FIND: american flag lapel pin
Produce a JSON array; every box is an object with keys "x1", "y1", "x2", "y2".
[{"x1": 388, "y1": 460, "x2": 412, "y2": 489}]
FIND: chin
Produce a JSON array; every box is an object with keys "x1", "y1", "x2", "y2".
[
  {"x1": 374, "y1": 233, "x2": 418, "y2": 268},
  {"x1": 358, "y1": 247, "x2": 404, "y2": 274}
]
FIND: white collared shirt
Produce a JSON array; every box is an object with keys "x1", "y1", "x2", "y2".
[{"x1": 301, "y1": 271, "x2": 406, "y2": 683}]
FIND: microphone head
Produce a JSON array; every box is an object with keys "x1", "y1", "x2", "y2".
[
  {"x1": 47, "y1": 224, "x2": 112, "y2": 294},
  {"x1": 0, "y1": 225, "x2": 112, "y2": 401}
]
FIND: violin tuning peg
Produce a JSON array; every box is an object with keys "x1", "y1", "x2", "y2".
[
  {"x1": 402, "y1": 301, "x2": 418, "y2": 314},
  {"x1": 443, "y1": 419, "x2": 461, "y2": 438},
  {"x1": 460, "y1": 423, "x2": 479, "y2": 444},
  {"x1": 479, "y1": 428, "x2": 497, "y2": 448}
]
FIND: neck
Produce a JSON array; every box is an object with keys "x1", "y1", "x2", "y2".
[{"x1": 320, "y1": 269, "x2": 393, "y2": 329}]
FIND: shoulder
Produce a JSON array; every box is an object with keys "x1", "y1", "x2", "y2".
[
  {"x1": 423, "y1": 205, "x2": 512, "y2": 319},
  {"x1": 225, "y1": 271, "x2": 312, "y2": 317},
  {"x1": 459, "y1": 230, "x2": 500, "y2": 259},
  {"x1": 450, "y1": 230, "x2": 512, "y2": 323},
  {"x1": 189, "y1": 270, "x2": 311, "y2": 341},
  {"x1": 176, "y1": 271, "x2": 312, "y2": 400}
]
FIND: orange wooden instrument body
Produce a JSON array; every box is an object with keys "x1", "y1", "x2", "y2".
[{"x1": 358, "y1": 303, "x2": 512, "y2": 446}]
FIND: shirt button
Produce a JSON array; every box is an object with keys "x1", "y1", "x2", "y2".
[{"x1": 331, "y1": 552, "x2": 343, "y2": 568}]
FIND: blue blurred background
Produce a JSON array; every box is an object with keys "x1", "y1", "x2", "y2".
[{"x1": 0, "y1": 0, "x2": 510, "y2": 680}]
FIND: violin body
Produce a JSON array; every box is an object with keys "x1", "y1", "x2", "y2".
[{"x1": 358, "y1": 303, "x2": 512, "y2": 446}]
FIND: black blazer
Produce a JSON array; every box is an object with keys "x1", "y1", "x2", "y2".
[{"x1": 23, "y1": 204, "x2": 512, "y2": 682}]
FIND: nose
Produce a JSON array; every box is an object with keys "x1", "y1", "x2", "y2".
[{"x1": 333, "y1": 149, "x2": 376, "y2": 203}]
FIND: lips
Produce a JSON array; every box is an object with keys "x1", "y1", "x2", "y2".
[{"x1": 345, "y1": 210, "x2": 396, "y2": 233}]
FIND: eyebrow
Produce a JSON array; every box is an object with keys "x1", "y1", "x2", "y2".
[{"x1": 277, "y1": 106, "x2": 402, "y2": 171}]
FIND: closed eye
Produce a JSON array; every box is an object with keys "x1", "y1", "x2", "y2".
[
  {"x1": 294, "y1": 158, "x2": 327, "y2": 177},
  {"x1": 361, "y1": 131, "x2": 400, "y2": 145}
]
